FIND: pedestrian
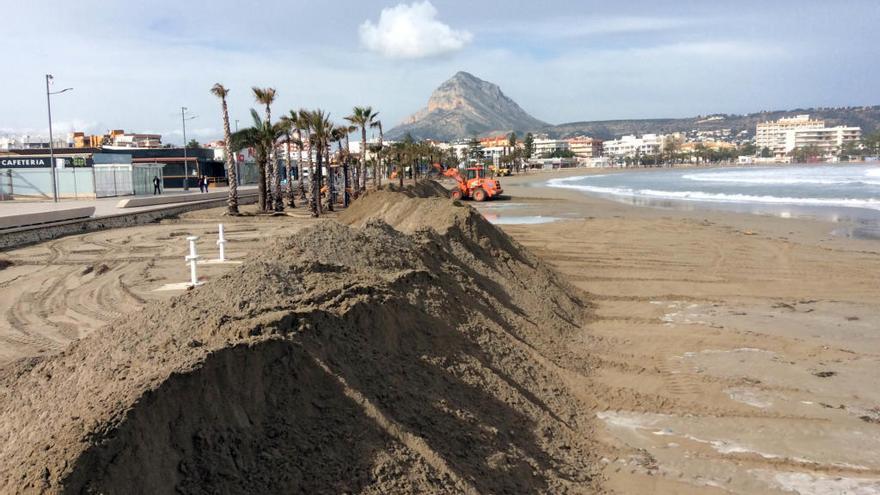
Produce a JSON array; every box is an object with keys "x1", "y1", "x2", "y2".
[
  {"x1": 153, "y1": 176, "x2": 161, "y2": 195},
  {"x1": 202, "y1": 176, "x2": 209, "y2": 193}
]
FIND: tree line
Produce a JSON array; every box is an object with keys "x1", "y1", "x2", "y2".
[{"x1": 210, "y1": 84, "x2": 460, "y2": 217}]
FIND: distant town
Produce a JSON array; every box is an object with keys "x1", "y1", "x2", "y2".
[{"x1": 1, "y1": 112, "x2": 878, "y2": 200}]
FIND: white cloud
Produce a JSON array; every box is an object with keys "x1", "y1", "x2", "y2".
[{"x1": 359, "y1": 1, "x2": 472, "y2": 59}]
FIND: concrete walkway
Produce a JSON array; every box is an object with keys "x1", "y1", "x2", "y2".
[{"x1": 0, "y1": 186, "x2": 257, "y2": 220}]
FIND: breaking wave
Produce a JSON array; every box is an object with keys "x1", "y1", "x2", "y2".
[{"x1": 547, "y1": 175, "x2": 880, "y2": 211}]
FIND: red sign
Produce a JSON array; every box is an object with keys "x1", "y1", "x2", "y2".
[{"x1": 237, "y1": 154, "x2": 244, "y2": 162}]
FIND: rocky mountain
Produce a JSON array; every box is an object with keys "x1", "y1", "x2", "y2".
[
  {"x1": 387, "y1": 71, "x2": 880, "y2": 142},
  {"x1": 387, "y1": 71, "x2": 547, "y2": 141}
]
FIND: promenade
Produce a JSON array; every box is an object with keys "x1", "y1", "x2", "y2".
[{"x1": 0, "y1": 186, "x2": 256, "y2": 220}]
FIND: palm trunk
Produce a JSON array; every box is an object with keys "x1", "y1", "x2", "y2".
[
  {"x1": 360, "y1": 126, "x2": 367, "y2": 192},
  {"x1": 256, "y1": 154, "x2": 267, "y2": 211},
  {"x1": 343, "y1": 133, "x2": 352, "y2": 206},
  {"x1": 312, "y1": 135, "x2": 323, "y2": 216},
  {"x1": 399, "y1": 152, "x2": 404, "y2": 189},
  {"x1": 325, "y1": 140, "x2": 334, "y2": 212},
  {"x1": 304, "y1": 129, "x2": 315, "y2": 207},
  {"x1": 310, "y1": 144, "x2": 323, "y2": 216},
  {"x1": 377, "y1": 123, "x2": 384, "y2": 188},
  {"x1": 264, "y1": 105, "x2": 273, "y2": 212},
  {"x1": 284, "y1": 132, "x2": 295, "y2": 208},
  {"x1": 220, "y1": 97, "x2": 238, "y2": 215},
  {"x1": 297, "y1": 128, "x2": 306, "y2": 200}
]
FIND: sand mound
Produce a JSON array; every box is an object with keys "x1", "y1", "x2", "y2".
[{"x1": 0, "y1": 184, "x2": 600, "y2": 494}]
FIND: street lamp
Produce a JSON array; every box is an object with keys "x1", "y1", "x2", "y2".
[
  {"x1": 45, "y1": 74, "x2": 73, "y2": 202},
  {"x1": 180, "y1": 107, "x2": 198, "y2": 190}
]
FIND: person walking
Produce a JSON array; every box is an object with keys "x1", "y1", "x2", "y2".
[
  {"x1": 153, "y1": 176, "x2": 161, "y2": 195},
  {"x1": 202, "y1": 176, "x2": 209, "y2": 193}
]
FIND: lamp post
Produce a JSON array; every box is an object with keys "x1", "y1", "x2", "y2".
[
  {"x1": 180, "y1": 107, "x2": 197, "y2": 190},
  {"x1": 45, "y1": 74, "x2": 73, "y2": 202}
]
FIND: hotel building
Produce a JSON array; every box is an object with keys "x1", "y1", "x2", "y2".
[
  {"x1": 566, "y1": 137, "x2": 603, "y2": 159},
  {"x1": 602, "y1": 134, "x2": 662, "y2": 158},
  {"x1": 533, "y1": 138, "x2": 570, "y2": 157},
  {"x1": 756, "y1": 115, "x2": 861, "y2": 158}
]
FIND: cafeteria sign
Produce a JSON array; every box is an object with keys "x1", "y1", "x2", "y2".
[{"x1": 0, "y1": 156, "x2": 92, "y2": 168}]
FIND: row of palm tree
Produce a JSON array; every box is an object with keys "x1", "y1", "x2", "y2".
[{"x1": 211, "y1": 83, "x2": 444, "y2": 218}]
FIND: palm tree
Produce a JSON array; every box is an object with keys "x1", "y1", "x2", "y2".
[
  {"x1": 281, "y1": 110, "x2": 307, "y2": 204},
  {"x1": 210, "y1": 83, "x2": 239, "y2": 215},
  {"x1": 231, "y1": 109, "x2": 283, "y2": 212},
  {"x1": 278, "y1": 117, "x2": 301, "y2": 209},
  {"x1": 252, "y1": 87, "x2": 277, "y2": 209},
  {"x1": 370, "y1": 119, "x2": 384, "y2": 187},
  {"x1": 301, "y1": 109, "x2": 333, "y2": 217},
  {"x1": 331, "y1": 125, "x2": 353, "y2": 209},
  {"x1": 297, "y1": 109, "x2": 314, "y2": 205},
  {"x1": 340, "y1": 124, "x2": 356, "y2": 206},
  {"x1": 345, "y1": 106, "x2": 378, "y2": 194}
]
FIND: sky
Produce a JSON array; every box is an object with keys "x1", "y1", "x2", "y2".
[{"x1": 2, "y1": 0, "x2": 878, "y2": 143}]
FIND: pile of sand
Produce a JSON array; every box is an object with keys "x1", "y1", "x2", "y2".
[{"x1": 0, "y1": 183, "x2": 601, "y2": 494}]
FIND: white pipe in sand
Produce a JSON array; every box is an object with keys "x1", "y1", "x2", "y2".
[
  {"x1": 185, "y1": 236, "x2": 203, "y2": 287},
  {"x1": 216, "y1": 223, "x2": 227, "y2": 262}
]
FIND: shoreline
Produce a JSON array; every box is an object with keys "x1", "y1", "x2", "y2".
[
  {"x1": 487, "y1": 166, "x2": 880, "y2": 248},
  {"x1": 484, "y1": 169, "x2": 880, "y2": 492}
]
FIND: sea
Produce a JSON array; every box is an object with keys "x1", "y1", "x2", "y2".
[{"x1": 546, "y1": 164, "x2": 880, "y2": 239}]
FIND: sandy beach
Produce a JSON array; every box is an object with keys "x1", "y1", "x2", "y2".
[
  {"x1": 1, "y1": 170, "x2": 879, "y2": 493},
  {"x1": 482, "y1": 169, "x2": 880, "y2": 493}
]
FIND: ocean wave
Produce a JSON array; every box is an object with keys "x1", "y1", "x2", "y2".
[
  {"x1": 681, "y1": 175, "x2": 880, "y2": 186},
  {"x1": 547, "y1": 179, "x2": 880, "y2": 211},
  {"x1": 682, "y1": 167, "x2": 880, "y2": 186}
]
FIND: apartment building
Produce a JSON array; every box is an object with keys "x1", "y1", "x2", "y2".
[
  {"x1": 755, "y1": 115, "x2": 861, "y2": 157},
  {"x1": 602, "y1": 134, "x2": 662, "y2": 157},
  {"x1": 566, "y1": 136, "x2": 602, "y2": 158},
  {"x1": 533, "y1": 138, "x2": 569, "y2": 157}
]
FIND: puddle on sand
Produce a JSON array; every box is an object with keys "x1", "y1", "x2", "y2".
[
  {"x1": 752, "y1": 470, "x2": 880, "y2": 495},
  {"x1": 484, "y1": 215, "x2": 561, "y2": 225},
  {"x1": 597, "y1": 410, "x2": 880, "y2": 493}
]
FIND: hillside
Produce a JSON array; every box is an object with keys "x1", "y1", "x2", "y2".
[{"x1": 546, "y1": 106, "x2": 880, "y2": 140}]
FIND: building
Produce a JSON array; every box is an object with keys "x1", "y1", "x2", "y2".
[
  {"x1": 0, "y1": 135, "x2": 67, "y2": 150},
  {"x1": 127, "y1": 148, "x2": 226, "y2": 189},
  {"x1": 602, "y1": 134, "x2": 662, "y2": 158},
  {"x1": 479, "y1": 135, "x2": 510, "y2": 148},
  {"x1": 781, "y1": 126, "x2": 861, "y2": 158},
  {"x1": 755, "y1": 115, "x2": 823, "y2": 151},
  {"x1": 533, "y1": 138, "x2": 569, "y2": 158},
  {"x1": 566, "y1": 137, "x2": 602, "y2": 159},
  {"x1": 0, "y1": 148, "x2": 163, "y2": 199},
  {"x1": 680, "y1": 141, "x2": 736, "y2": 153},
  {"x1": 755, "y1": 115, "x2": 861, "y2": 158},
  {"x1": 73, "y1": 129, "x2": 163, "y2": 149}
]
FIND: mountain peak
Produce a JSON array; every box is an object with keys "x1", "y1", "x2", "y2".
[
  {"x1": 450, "y1": 71, "x2": 478, "y2": 81},
  {"x1": 387, "y1": 72, "x2": 547, "y2": 141}
]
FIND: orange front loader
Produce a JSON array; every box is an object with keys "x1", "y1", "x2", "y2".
[{"x1": 435, "y1": 165, "x2": 504, "y2": 201}]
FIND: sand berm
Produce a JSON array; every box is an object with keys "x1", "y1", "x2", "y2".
[{"x1": 0, "y1": 183, "x2": 606, "y2": 494}]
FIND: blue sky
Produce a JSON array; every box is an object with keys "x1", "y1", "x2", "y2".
[{"x1": 2, "y1": 0, "x2": 878, "y2": 143}]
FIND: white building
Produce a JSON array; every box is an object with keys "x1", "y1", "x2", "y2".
[
  {"x1": 756, "y1": 114, "x2": 861, "y2": 158},
  {"x1": 533, "y1": 138, "x2": 569, "y2": 157},
  {"x1": 0, "y1": 135, "x2": 67, "y2": 150},
  {"x1": 755, "y1": 115, "x2": 822, "y2": 150},
  {"x1": 602, "y1": 134, "x2": 662, "y2": 158}
]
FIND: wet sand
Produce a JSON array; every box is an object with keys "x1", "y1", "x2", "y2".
[{"x1": 476, "y1": 169, "x2": 880, "y2": 493}]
